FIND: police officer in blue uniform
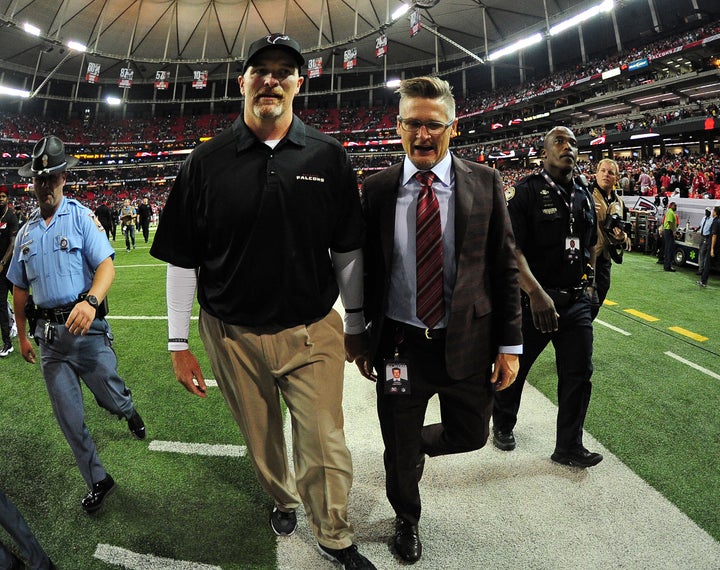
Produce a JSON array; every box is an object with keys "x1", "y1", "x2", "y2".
[
  {"x1": 492, "y1": 126, "x2": 603, "y2": 468},
  {"x1": 8, "y1": 135, "x2": 146, "y2": 513}
]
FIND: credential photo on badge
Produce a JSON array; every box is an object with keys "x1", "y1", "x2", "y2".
[{"x1": 383, "y1": 359, "x2": 411, "y2": 395}]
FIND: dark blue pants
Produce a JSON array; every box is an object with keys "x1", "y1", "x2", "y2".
[
  {"x1": 493, "y1": 296, "x2": 594, "y2": 453},
  {"x1": 37, "y1": 317, "x2": 135, "y2": 489}
]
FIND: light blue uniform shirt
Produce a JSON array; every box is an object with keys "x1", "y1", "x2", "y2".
[
  {"x1": 700, "y1": 214, "x2": 713, "y2": 236},
  {"x1": 7, "y1": 197, "x2": 114, "y2": 308}
]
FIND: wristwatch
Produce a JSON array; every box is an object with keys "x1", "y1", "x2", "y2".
[{"x1": 84, "y1": 295, "x2": 99, "y2": 310}]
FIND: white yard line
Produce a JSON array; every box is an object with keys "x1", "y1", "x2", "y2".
[
  {"x1": 94, "y1": 544, "x2": 222, "y2": 570},
  {"x1": 665, "y1": 351, "x2": 720, "y2": 380},
  {"x1": 149, "y1": 441, "x2": 246, "y2": 457}
]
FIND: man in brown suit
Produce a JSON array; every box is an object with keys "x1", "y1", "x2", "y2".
[{"x1": 348, "y1": 77, "x2": 522, "y2": 564}]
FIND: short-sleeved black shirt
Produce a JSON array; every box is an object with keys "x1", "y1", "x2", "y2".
[
  {"x1": 0, "y1": 207, "x2": 19, "y2": 261},
  {"x1": 507, "y1": 171, "x2": 597, "y2": 289},
  {"x1": 151, "y1": 114, "x2": 364, "y2": 328}
]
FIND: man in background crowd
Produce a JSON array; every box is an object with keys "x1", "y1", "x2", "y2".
[
  {"x1": 0, "y1": 189, "x2": 18, "y2": 357},
  {"x1": 137, "y1": 197, "x2": 153, "y2": 243},
  {"x1": 591, "y1": 158, "x2": 631, "y2": 318}
]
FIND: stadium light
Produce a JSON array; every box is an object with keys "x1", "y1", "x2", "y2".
[
  {"x1": 0, "y1": 85, "x2": 30, "y2": 98},
  {"x1": 23, "y1": 22, "x2": 41, "y2": 36},
  {"x1": 106, "y1": 96, "x2": 122, "y2": 105},
  {"x1": 67, "y1": 40, "x2": 87, "y2": 52},
  {"x1": 386, "y1": 79, "x2": 401, "y2": 88},
  {"x1": 487, "y1": 33, "x2": 543, "y2": 62},
  {"x1": 391, "y1": 3, "x2": 410, "y2": 21},
  {"x1": 549, "y1": 0, "x2": 614, "y2": 37}
]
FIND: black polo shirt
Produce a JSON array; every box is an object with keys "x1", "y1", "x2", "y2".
[
  {"x1": 507, "y1": 172, "x2": 596, "y2": 289},
  {"x1": 151, "y1": 114, "x2": 364, "y2": 327}
]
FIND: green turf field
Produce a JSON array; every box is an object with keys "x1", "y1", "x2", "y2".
[{"x1": 0, "y1": 234, "x2": 718, "y2": 568}]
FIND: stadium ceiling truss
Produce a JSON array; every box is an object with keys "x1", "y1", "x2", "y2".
[{"x1": 0, "y1": 0, "x2": 598, "y2": 87}]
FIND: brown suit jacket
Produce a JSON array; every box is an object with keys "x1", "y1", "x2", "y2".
[{"x1": 363, "y1": 156, "x2": 522, "y2": 379}]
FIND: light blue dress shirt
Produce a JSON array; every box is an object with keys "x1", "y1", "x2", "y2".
[
  {"x1": 386, "y1": 153, "x2": 456, "y2": 330},
  {"x1": 385, "y1": 152, "x2": 521, "y2": 355}
]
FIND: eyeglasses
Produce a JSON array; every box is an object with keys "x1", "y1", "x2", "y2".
[{"x1": 398, "y1": 116, "x2": 454, "y2": 135}]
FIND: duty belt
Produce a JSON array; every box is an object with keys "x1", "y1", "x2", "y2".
[
  {"x1": 544, "y1": 286, "x2": 585, "y2": 308},
  {"x1": 37, "y1": 303, "x2": 76, "y2": 324}
]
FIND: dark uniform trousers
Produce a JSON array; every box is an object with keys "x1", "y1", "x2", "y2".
[
  {"x1": 493, "y1": 295, "x2": 594, "y2": 453},
  {"x1": 374, "y1": 321, "x2": 494, "y2": 525},
  {"x1": 0, "y1": 267, "x2": 11, "y2": 345}
]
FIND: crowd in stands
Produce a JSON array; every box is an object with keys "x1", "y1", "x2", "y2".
[
  {"x1": 2, "y1": 17, "x2": 719, "y2": 210},
  {"x1": 457, "y1": 20, "x2": 720, "y2": 117}
]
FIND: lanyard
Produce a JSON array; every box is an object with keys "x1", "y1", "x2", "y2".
[{"x1": 540, "y1": 169, "x2": 577, "y2": 235}]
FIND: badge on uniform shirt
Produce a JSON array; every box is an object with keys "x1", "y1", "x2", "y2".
[
  {"x1": 59, "y1": 237, "x2": 68, "y2": 250},
  {"x1": 383, "y1": 359, "x2": 411, "y2": 395}
]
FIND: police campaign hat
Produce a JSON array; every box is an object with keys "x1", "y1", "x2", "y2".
[
  {"x1": 242, "y1": 33, "x2": 305, "y2": 73},
  {"x1": 18, "y1": 135, "x2": 79, "y2": 178}
]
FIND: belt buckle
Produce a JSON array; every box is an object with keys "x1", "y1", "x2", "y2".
[{"x1": 424, "y1": 328, "x2": 432, "y2": 340}]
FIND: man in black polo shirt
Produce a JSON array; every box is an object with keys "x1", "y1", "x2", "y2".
[{"x1": 151, "y1": 34, "x2": 375, "y2": 570}]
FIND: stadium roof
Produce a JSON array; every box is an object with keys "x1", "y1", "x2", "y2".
[{"x1": 0, "y1": 0, "x2": 603, "y2": 85}]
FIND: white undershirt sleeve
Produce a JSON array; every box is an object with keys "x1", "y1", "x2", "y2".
[
  {"x1": 330, "y1": 248, "x2": 366, "y2": 335},
  {"x1": 166, "y1": 263, "x2": 197, "y2": 351}
]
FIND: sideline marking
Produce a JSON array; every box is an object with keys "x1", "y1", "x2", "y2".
[
  {"x1": 668, "y1": 326, "x2": 708, "y2": 342},
  {"x1": 665, "y1": 351, "x2": 720, "y2": 380},
  {"x1": 149, "y1": 440, "x2": 247, "y2": 457},
  {"x1": 106, "y1": 315, "x2": 198, "y2": 320},
  {"x1": 603, "y1": 299, "x2": 618, "y2": 306},
  {"x1": 115, "y1": 263, "x2": 166, "y2": 268},
  {"x1": 624, "y1": 309, "x2": 659, "y2": 322},
  {"x1": 595, "y1": 319, "x2": 631, "y2": 336},
  {"x1": 94, "y1": 544, "x2": 221, "y2": 570}
]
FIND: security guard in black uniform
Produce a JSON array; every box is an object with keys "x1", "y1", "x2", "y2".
[{"x1": 492, "y1": 126, "x2": 603, "y2": 468}]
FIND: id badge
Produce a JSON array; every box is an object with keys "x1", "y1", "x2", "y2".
[
  {"x1": 383, "y1": 359, "x2": 411, "y2": 395},
  {"x1": 564, "y1": 235, "x2": 580, "y2": 264}
]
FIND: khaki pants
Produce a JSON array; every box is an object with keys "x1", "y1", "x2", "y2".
[{"x1": 199, "y1": 308, "x2": 355, "y2": 549}]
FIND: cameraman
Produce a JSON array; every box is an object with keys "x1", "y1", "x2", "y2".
[{"x1": 592, "y1": 158, "x2": 631, "y2": 319}]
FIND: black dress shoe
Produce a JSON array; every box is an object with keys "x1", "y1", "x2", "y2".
[
  {"x1": 81, "y1": 474, "x2": 116, "y2": 513},
  {"x1": 551, "y1": 448, "x2": 603, "y2": 468},
  {"x1": 492, "y1": 428, "x2": 516, "y2": 451},
  {"x1": 664, "y1": 268, "x2": 676, "y2": 272},
  {"x1": 394, "y1": 518, "x2": 422, "y2": 563},
  {"x1": 127, "y1": 409, "x2": 146, "y2": 440}
]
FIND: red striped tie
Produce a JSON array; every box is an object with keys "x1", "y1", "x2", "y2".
[{"x1": 415, "y1": 171, "x2": 445, "y2": 328}]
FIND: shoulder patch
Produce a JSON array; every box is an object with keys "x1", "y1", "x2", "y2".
[
  {"x1": 504, "y1": 186, "x2": 516, "y2": 201},
  {"x1": 89, "y1": 212, "x2": 105, "y2": 232}
]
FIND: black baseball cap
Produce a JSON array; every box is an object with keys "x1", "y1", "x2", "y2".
[{"x1": 242, "y1": 33, "x2": 304, "y2": 73}]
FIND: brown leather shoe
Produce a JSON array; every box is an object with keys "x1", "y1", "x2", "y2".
[{"x1": 394, "y1": 517, "x2": 422, "y2": 563}]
